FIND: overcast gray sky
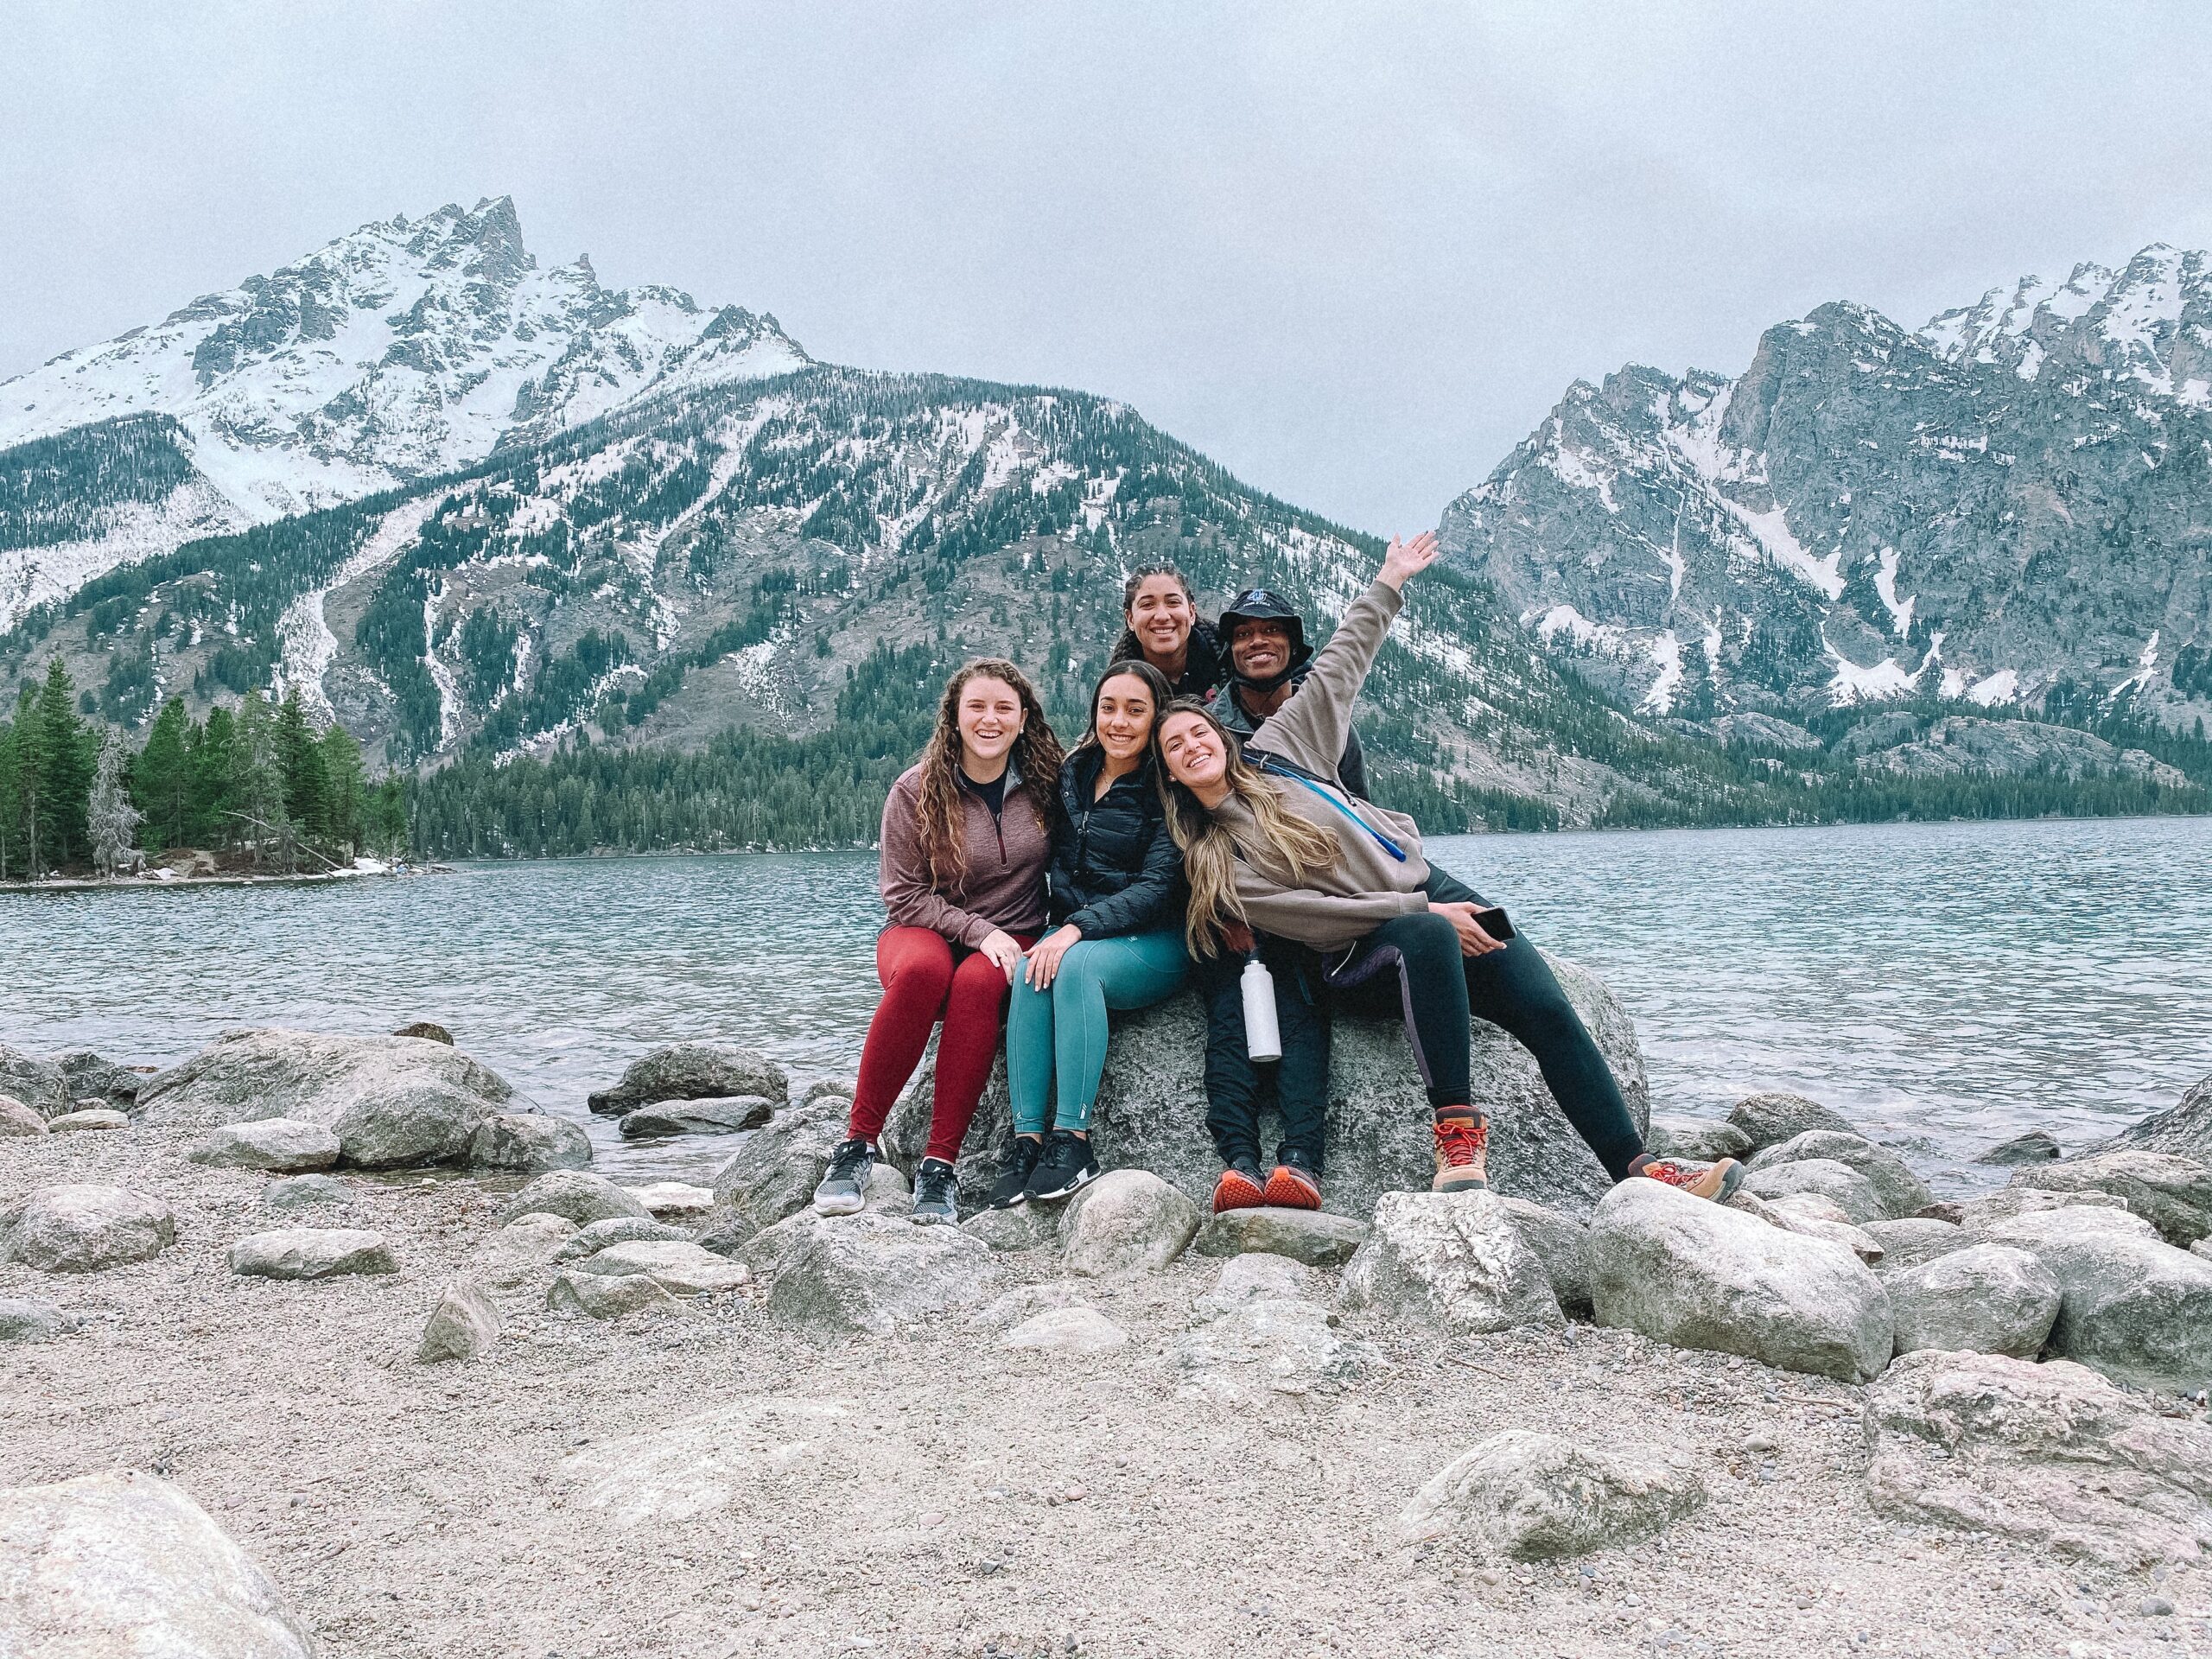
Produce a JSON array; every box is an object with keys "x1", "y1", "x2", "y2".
[{"x1": 6, "y1": 2, "x2": 2211, "y2": 534}]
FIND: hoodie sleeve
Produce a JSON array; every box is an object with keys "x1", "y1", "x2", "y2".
[
  {"x1": 1247, "y1": 582, "x2": 1402, "y2": 784},
  {"x1": 1231, "y1": 868, "x2": 1430, "y2": 951},
  {"x1": 879, "y1": 772, "x2": 997, "y2": 947}
]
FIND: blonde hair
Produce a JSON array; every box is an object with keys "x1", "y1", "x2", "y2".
[
  {"x1": 1154, "y1": 699, "x2": 1338, "y2": 957},
  {"x1": 915, "y1": 660, "x2": 1065, "y2": 890}
]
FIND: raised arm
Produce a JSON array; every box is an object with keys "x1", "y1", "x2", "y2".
[{"x1": 1248, "y1": 532, "x2": 1440, "y2": 781}]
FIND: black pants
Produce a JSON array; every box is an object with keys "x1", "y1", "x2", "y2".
[
  {"x1": 1195, "y1": 867, "x2": 1647, "y2": 1181},
  {"x1": 1195, "y1": 933, "x2": 1332, "y2": 1172}
]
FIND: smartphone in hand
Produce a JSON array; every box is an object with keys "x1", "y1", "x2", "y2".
[{"x1": 1473, "y1": 906, "x2": 1516, "y2": 941}]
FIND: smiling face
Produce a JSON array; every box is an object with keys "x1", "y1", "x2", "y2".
[
  {"x1": 1158, "y1": 709, "x2": 1230, "y2": 795},
  {"x1": 1092, "y1": 673, "x2": 1157, "y2": 765},
  {"x1": 1127, "y1": 575, "x2": 1195, "y2": 665},
  {"x1": 1229, "y1": 618, "x2": 1295, "y2": 682},
  {"x1": 957, "y1": 675, "x2": 1026, "y2": 770}
]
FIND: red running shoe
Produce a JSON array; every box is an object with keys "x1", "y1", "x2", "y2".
[
  {"x1": 1212, "y1": 1158, "x2": 1266, "y2": 1214},
  {"x1": 1262, "y1": 1155, "x2": 1322, "y2": 1210}
]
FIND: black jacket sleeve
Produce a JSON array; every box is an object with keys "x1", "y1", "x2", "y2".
[
  {"x1": 1338, "y1": 725, "x2": 1371, "y2": 802},
  {"x1": 1066, "y1": 810, "x2": 1183, "y2": 939}
]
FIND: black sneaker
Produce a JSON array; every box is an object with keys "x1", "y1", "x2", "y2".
[
  {"x1": 812, "y1": 1138, "x2": 875, "y2": 1215},
  {"x1": 985, "y1": 1136, "x2": 1044, "y2": 1210},
  {"x1": 1022, "y1": 1128, "x2": 1101, "y2": 1202},
  {"x1": 912, "y1": 1157, "x2": 960, "y2": 1225}
]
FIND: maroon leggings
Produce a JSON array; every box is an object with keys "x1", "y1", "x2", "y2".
[{"x1": 849, "y1": 925, "x2": 1033, "y2": 1164}]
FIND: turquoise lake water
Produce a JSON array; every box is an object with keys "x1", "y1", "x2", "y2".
[{"x1": 6, "y1": 816, "x2": 2208, "y2": 1192}]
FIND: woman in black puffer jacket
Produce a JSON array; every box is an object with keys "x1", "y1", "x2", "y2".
[{"x1": 993, "y1": 659, "x2": 1187, "y2": 1207}]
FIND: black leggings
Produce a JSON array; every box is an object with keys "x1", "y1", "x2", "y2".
[{"x1": 1325, "y1": 867, "x2": 1647, "y2": 1180}]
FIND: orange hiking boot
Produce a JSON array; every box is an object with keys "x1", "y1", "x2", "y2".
[
  {"x1": 1630, "y1": 1153, "x2": 1745, "y2": 1202},
  {"x1": 1262, "y1": 1152, "x2": 1322, "y2": 1210},
  {"x1": 1213, "y1": 1157, "x2": 1267, "y2": 1214},
  {"x1": 1431, "y1": 1108, "x2": 1489, "y2": 1194}
]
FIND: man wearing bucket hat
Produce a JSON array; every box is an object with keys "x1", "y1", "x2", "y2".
[{"x1": 1209, "y1": 588, "x2": 1371, "y2": 798}]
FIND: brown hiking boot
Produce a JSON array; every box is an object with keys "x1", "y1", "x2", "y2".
[
  {"x1": 1632, "y1": 1154, "x2": 1745, "y2": 1201},
  {"x1": 1431, "y1": 1109, "x2": 1489, "y2": 1194}
]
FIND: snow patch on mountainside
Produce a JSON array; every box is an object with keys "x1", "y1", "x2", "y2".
[{"x1": 0, "y1": 480, "x2": 247, "y2": 631}]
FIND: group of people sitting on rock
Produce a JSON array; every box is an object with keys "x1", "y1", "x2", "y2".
[{"x1": 811, "y1": 533, "x2": 1748, "y2": 1225}]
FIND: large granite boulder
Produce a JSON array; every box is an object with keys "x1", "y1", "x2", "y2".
[
  {"x1": 228, "y1": 1229, "x2": 397, "y2": 1281},
  {"x1": 588, "y1": 1043, "x2": 789, "y2": 1116},
  {"x1": 0, "y1": 1185, "x2": 175, "y2": 1272},
  {"x1": 618, "y1": 1096, "x2": 775, "y2": 1139},
  {"x1": 1644, "y1": 1115, "x2": 1751, "y2": 1162},
  {"x1": 1587, "y1": 1179, "x2": 1893, "y2": 1382},
  {"x1": 136, "y1": 1028, "x2": 512, "y2": 1168},
  {"x1": 0, "y1": 1047, "x2": 70, "y2": 1118},
  {"x1": 1747, "y1": 1130, "x2": 1932, "y2": 1219},
  {"x1": 1190, "y1": 1207, "x2": 1370, "y2": 1268},
  {"x1": 1863, "y1": 1217, "x2": 1972, "y2": 1275},
  {"x1": 493, "y1": 1172, "x2": 649, "y2": 1229},
  {"x1": 1726, "y1": 1091, "x2": 1859, "y2": 1152},
  {"x1": 2010, "y1": 1148, "x2": 2212, "y2": 1249},
  {"x1": 2112, "y1": 1071, "x2": 2212, "y2": 1162},
  {"x1": 464, "y1": 1112, "x2": 593, "y2": 1173},
  {"x1": 702, "y1": 1098, "x2": 848, "y2": 1246},
  {"x1": 54, "y1": 1051, "x2": 143, "y2": 1111},
  {"x1": 766, "y1": 1213, "x2": 1002, "y2": 1334},
  {"x1": 1059, "y1": 1170, "x2": 1199, "y2": 1277},
  {"x1": 0, "y1": 1096, "x2": 48, "y2": 1137},
  {"x1": 884, "y1": 955, "x2": 1649, "y2": 1221},
  {"x1": 1885, "y1": 1244, "x2": 2061, "y2": 1360},
  {"x1": 0, "y1": 1470, "x2": 319, "y2": 1656},
  {"x1": 1978, "y1": 1207, "x2": 2212, "y2": 1393},
  {"x1": 1343, "y1": 1192, "x2": 1565, "y2": 1334},
  {"x1": 1739, "y1": 1158, "x2": 1884, "y2": 1225},
  {"x1": 1399, "y1": 1430, "x2": 1705, "y2": 1556},
  {"x1": 1864, "y1": 1350, "x2": 2212, "y2": 1566},
  {"x1": 417, "y1": 1281, "x2": 500, "y2": 1363},
  {"x1": 187, "y1": 1118, "x2": 340, "y2": 1173}
]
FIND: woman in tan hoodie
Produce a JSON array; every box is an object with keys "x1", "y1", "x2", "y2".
[{"x1": 1153, "y1": 532, "x2": 1744, "y2": 1211}]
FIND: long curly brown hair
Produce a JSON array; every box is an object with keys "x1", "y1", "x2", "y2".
[{"x1": 914, "y1": 659, "x2": 1065, "y2": 890}]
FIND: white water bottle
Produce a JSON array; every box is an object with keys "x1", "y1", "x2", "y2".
[{"x1": 1241, "y1": 957, "x2": 1283, "y2": 1062}]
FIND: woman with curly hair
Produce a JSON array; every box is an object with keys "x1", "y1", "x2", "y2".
[{"x1": 814, "y1": 659, "x2": 1065, "y2": 1225}]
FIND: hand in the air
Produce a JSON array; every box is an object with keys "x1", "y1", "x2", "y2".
[{"x1": 1378, "y1": 530, "x2": 1442, "y2": 592}]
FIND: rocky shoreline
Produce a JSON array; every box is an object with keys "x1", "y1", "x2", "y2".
[{"x1": 3, "y1": 976, "x2": 2211, "y2": 1657}]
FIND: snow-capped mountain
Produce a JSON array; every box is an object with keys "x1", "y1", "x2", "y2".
[
  {"x1": 0, "y1": 198, "x2": 806, "y2": 626},
  {"x1": 1440, "y1": 245, "x2": 2212, "y2": 732}
]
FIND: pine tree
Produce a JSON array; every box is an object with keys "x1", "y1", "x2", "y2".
[
  {"x1": 10, "y1": 680, "x2": 48, "y2": 876},
  {"x1": 231, "y1": 690, "x2": 285, "y2": 868},
  {"x1": 370, "y1": 778, "x2": 410, "y2": 857},
  {"x1": 134, "y1": 697, "x2": 194, "y2": 852},
  {"x1": 320, "y1": 723, "x2": 366, "y2": 856},
  {"x1": 35, "y1": 659, "x2": 93, "y2": 868},
  {"x1": 88, "y1": 728, "x2": 142, "y2": 878},
  {"x1": 275, "y1": 692, "x2": 329, "y2": 844},
  {"x1": 0, "y1": 706, "x2": 17, "y2": 879},
  {"x1": 189, "y1": 705, "x2": 237, "y2": 848}
]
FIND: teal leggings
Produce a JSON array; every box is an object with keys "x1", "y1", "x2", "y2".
[{"x1": 1007, "y1": 931, "x2": 1188, "y2": 1135}]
